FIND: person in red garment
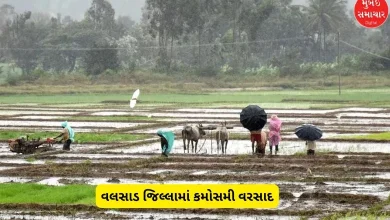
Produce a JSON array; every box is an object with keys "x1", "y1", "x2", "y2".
[{"x1": 250, "y1": 130, "x2": 267, "y2": 155}]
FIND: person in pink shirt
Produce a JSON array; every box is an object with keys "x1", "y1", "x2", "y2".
[{"x1": 268, "y1": 115, "x2": 282, "y2": 155}]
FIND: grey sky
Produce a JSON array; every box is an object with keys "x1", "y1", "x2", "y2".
[
  {"x1": 0, "y1": 0, "x2": 146, "y2": 21},
  {"x1": 0, "y1": 0, "x2": 357, "y2": 22},
  {"x1": 292, "y1": 0, "x2": 357, "y2": 9}
]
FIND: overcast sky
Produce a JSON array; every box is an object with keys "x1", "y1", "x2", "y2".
[
  {"x1": 0, "y1": 0, "x2": 146, "y2": 21},
  {"x1": 0, "y1": 0, "x2": 358, "y2": 22}
]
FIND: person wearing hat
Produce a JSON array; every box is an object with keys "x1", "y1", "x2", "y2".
[
  {"x1": 268, "y1": 114, "x2": 282, "y2": 155},
  {"x1": 54, "y1": 121, "x2": 75, "y2": 151},
  {"x1": 157, "y1": 129, "x2": 175, "y2": 157}
]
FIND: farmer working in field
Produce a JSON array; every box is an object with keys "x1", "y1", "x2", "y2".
[
  {"x1": 157, "y1": 129, "x2": 175, "y2": 157},
  {"x1": 250, "y1": 130, "x2": 267, "y2": 155},
  {"x1": 268, "y1": 115, "x2": 282, "y2": 155},
  {"x1": 54, "y1": 121, "x2": 75, "y2": 151},
  {"x1": 306, "y1": 140, "x2": 316, "y2": 155}
]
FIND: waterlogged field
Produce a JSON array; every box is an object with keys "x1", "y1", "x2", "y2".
[{"x1": 0, "y1": 90, "x2": 390, "y2": 219}]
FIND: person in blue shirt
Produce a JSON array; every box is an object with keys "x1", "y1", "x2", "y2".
[
  {"x1": 157, "y1": 129, "x2": 175, "y2": 157},
  {"x1": 54, "y1": 121, "x2": 75, "y2": 151}
]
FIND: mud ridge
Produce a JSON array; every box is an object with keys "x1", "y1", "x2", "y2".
[
  {"x1": 2, "y1": 165, "x2": 389, "y2": 183},
  {"x1": 0, "y1": 203, "x2": 326, "y2": 216}
]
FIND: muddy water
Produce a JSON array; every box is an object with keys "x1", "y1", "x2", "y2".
[
  {"x1": 0, "y1": 127, "x2": 112, "y2": 132},
  {"x1": 337, "y1": 112, "x2": 390, "y2": 118},
  {"x1": 274, "y1": 117, "x2": 390, "y2": 125},
  {"x1": 56, "y1": 153, "x2": 152, "y2": 159},
  {"x1": 175, "y1": 108, "x2": 335, "y2": 114},
  {"x1": 136, "y1": 124, "x2": 390, "y2": 135},
  {"x1": 338, "y1": 107, "x2": 387, "y2": 112},
  {"x1": 118, "y1": 112, "x2": 390, "y2": 125},
  {"x1": 132, "y1": 125, "x2": 185, "y2": 134},
  {"x1": 0, "y1": 111, "x2": 80, "y2": 116},
  {"x1": 0, "y1": 153, "x2": 16, "y2": 157},
  {"x1": 0, "y1": 158, "x2": 137, "y2": 165},
  {"x1": 13, "y1": 116, "x2": 62, "y2": 120},
  {"x1": 0, "y1": 121, "x2": 150, "y2": 128},
  {"x1": 36, "y1": 177, "x2": 64, "y2": 186},
  {"x1": 0, "y1": 177, "x2": 34, "y2": 183},
  {"x1": 174, "y1": 108, "x2": 386, "y2": 114},
  {"x1": 134, "y1": 125, "x2": 240, "y2": 134},
  {"x1": 321, "y1": 182, "x2": 390, "y2": 200},
  {"x1": 91, "y1": 111, "x2": 148, "y2": 116},
  {"x1": 0, "y1": 211, "x2": 300, "y2": 220},
  {"x1": 107, "y1": 141, "x2": 390, "y2": 155},
  {"x1": 0, "y1": 159, "x2": 46, "y2": 165},
  {"x1": 0, "y1": 167, "x2": 17, "y2": 171},
  {"x1": 282, "y1": 132, "x2": 345, "y2": 139},
  {"x1": 0, "y1": 143, "x2": 111, "y2": 154},
  {"x1": 104, "y1": 211, "x2": 300, "y2": 220},
  {"x1": 364, "y1": 173, "x2": 390, "y2": 179},
  {"x1": 1, "y1": 175, "x2": 387, "y2": 203},
  {"x1": 307, "y1": 125, "x2": 390, "y2": 132},
  {"x1": 91, "y1": 112, "x2": 133, "y2": 116},
  {"x1": 0, "y1": 213, "x2": 103, "y2": 220},
  {"x1": 158, "y1": 118, "x2": 238, "y2": 123},
  {"x1": 61, "y1": 144, "x2": 112, "y2": 152}
]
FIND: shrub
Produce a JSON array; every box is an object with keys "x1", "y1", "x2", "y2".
[
  {"x1": 6, "y1": 74, "x2": 20, "y2": 86},
  {"x1": 244, "y1": 65, "x2": 279, "y2": 77},
  {"x1": 299, "y1": 62, "x2": 338, "y2": 77},
  {"x1": 197, "y1": 65, "x2": 219, "y2": 77},
  {"x1": 220, "y1": 64, "x2": 234, "y2": 75},
  {"x1": 102, "y1": 69, "x2": 117, "y2": 75},
  {"x1": 280, "y1": 64, "x2": 300, "y2": 77}
]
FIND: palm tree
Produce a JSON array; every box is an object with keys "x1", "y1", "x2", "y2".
[{"x1": 302, "y1": 0, "x2": 347, "y2": 60}]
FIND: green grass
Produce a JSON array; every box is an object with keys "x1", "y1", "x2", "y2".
[
  {"x1": 25, "y1": 156, "x2": 36, "y2": 163},
  {"x1": 322, "y1": 195, "x2": 390, "y2": 220},
  {"x1": 342, "y1": 132, "x2": 390, "y2": 141},
  {"x1": 0, "y1": 130, "x2": 149, "y2": 143},
  {"x1": 0, "y1": 88, "x2": 389, "y2": 106},
  {"x1": 0, "y1": 183, "x2": 95, "y2": 205}
]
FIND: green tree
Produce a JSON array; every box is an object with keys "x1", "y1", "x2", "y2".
[
  {"x1": 1, "y1": 11, "x2": 49, "y2": 74},
  {"x1": 302, "y1": 0, "x2": 347, "y2": 61},
  {"x1": 0, "y1": 4, "x2": 15, "y2": 61},
  {"x1": 144, "y1": 0, "x2": 187, "y2": 70},
  {"x1": 182, "y1": 0, "x2": 221, "y2": 69},
  {"x1": 85, "y1": 0, "x2": 116, "y2": 34},
  {"x1": 40, "y1": 23, "x2": 80, "y2": 73},
  {"x1": 0, "y1": 4, "x2": 15, "y2": 27},
  {"x1": 83, "y1": 38, "x2": 119, "y2": 76}
]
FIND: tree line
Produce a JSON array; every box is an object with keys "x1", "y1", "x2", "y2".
[{"x1": 0, "y1": 0, "x2": 389, "y2": 78}]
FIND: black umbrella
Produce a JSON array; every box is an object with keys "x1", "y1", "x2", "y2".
[
  {"x1": 240, "y1": 105, "x2": 267, "y2": 131},
  {"x1": 295, "y1": 124, "x2": 323, "y2": 141}
]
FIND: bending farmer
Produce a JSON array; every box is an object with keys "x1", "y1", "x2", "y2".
[
  {"x1": 157, "y1": 129, "x2": 175, "y2": 157},
  {"x1": 54, "y1": 121, "x2": 75, "y2": 151}
]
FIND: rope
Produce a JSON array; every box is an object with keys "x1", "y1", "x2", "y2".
[
  {"x1": 340, "y1": 40, "x2": 390, "y2": 61},
  {"x1": 196, "y1": 132, "x2": 208, "y2": 154}
]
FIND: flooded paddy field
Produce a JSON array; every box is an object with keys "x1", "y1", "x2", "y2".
[
  {"x1": 0, "y1": 105, "x2": 389, "y2": 219},
  {"x1": 1, "y1": 153, "x2": 390, "y2": 218}
]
